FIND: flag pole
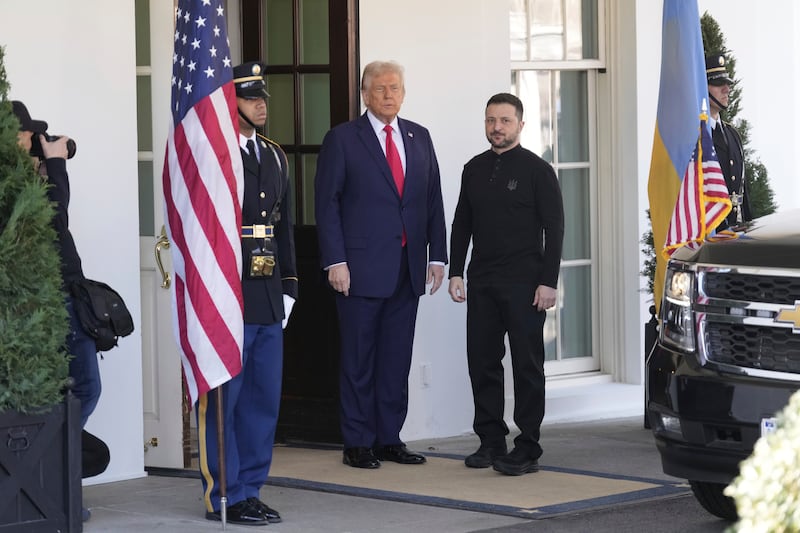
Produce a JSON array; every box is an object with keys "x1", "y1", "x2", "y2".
[
  {"x1": 216, "y1": 387, "x2": 227, "y2": 530},
  {"x1": 167, "y1": 2, "x2": 244, "y2": 528}
]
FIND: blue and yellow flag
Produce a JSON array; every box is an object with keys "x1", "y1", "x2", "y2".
[{"x1": 647, "y1": 0, "x2": 709, "y2": 313}]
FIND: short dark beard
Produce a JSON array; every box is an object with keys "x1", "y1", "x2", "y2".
[{"x1": 487, "y1": 134, "x2": 514, "y2": 150}]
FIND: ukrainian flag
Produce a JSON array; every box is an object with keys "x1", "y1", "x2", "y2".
[{"x1": 647, "y1": 0, "x2": 708, "y2": 313}]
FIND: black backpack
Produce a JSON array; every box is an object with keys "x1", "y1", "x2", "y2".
[{"x1": 70, "y1": 279, "x2": 134, "y2": 352}]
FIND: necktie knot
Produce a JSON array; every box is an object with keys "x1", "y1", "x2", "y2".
[{"x1": 246, "y1": 139, "x2": 258, "y2": 164}]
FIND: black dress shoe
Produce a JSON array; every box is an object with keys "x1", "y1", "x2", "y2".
[
  {"x1": 492, "y1": 447, "x2": 540, "y2": 476},
  {"x1": 375, "y1": 444, "x2": 426, "y2": 464},
  {"x1": 343, "y1": 447, "x2": 381, "y2": 469},
  {"x1": 247, "y1": 497, "x2": 282, "y2": 523},
  {"x1": 464, "y1": 444, "x2": 507, "y2": 468},
  {"x1": 205, "y1": 499, "x2": 268, "y2": 526}
]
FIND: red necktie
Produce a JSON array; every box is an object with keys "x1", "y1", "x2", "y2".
[
  {"x1": 383, "y1": 124, "x2": 406, "y2": 246},
  {"x1": 383, "y1": 125, "x2": 404, "y2": 197}
]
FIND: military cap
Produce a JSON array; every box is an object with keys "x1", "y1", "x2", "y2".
[
  {"x1": 233, "y1": 61, "x2": 270, "y2": 99},
  {"x1": 11, "y1": 100, "x2": 48, "y2": 133},
  {"x1": 706, "y1": 53, "x2": 733, "y2": 86}
]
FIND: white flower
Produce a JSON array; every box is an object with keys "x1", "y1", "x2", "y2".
[{"x1": 725, "y1": 389, "x2": 800, "y2": 532}]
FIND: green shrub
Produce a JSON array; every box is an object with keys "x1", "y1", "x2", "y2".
[{"x1": 0, "y1": 46, "x2": 70, "y2": 412}]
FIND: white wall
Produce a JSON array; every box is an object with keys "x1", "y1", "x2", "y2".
[
  {"x1": 599, "y1": 0, "x2": 645, "y2": 384},
  {"x1": 0, "y1": 2, "x2": 145, "y2": 482},
  {"x1": 360, "y1": 0, "x2": 511, "y2": 440}
]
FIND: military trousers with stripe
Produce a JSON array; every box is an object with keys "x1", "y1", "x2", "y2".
[{"x1": 197, "y1": 322, "x2": 283, "y2": 512}]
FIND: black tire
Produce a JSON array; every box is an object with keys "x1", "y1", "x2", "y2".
[{"x1": 689, "y1": 480, "x2": 738, "y2": 521}]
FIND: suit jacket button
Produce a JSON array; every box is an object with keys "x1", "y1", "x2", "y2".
[
  {"x1": 261, "y1": 210, "x2": 267, "y2": 218},
  {"x1": 260, "y1": 191, "x2": 266, "y2": 198}
]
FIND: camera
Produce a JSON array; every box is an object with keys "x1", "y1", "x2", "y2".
[{"x1": 30, "y1": 133, "x2": 77, "y2": 160}]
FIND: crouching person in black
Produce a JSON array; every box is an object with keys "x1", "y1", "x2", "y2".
[{"x1": 13, "y1": 101, "x2": 104, "y2": 522}]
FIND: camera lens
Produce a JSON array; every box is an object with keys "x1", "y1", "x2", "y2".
[{"x1": 30, "y1": 133, "x2": 77, "y2": 159}]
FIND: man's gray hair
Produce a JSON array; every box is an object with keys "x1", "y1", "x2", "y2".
[{"x1": 361, "y1": 61, "x2": 405, "y2": 92}]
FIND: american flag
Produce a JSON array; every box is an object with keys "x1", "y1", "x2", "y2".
[
  {"x1": 662, "y1": 108, "x2": 732, "y2": 258},
  {"x1": 162, "y1": 0, "x2": 244, "y2": 404}
]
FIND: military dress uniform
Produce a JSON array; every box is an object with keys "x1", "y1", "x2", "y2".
[
  {"x1": 198, "y1": 62, "x2": 297, "y2": 525},
  {"x1": 712, "y1": 118, "x2": 750, "y2": 227},
  {"x1": 706, "y1": 53, "x2": 751, "y2": 228}
]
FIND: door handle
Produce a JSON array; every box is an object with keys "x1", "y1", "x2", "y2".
[{"x1": 155, "y1": 225, "x2": 171, "y2": 289}]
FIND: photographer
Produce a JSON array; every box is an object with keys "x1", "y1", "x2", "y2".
[{"x1": 12, "y1": 101, "x2": 100, "y2": 431}]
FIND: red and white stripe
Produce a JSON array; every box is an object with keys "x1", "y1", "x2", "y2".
[
  {"x1": 163, "y1": 83, "x2": 244, "y2": 404},
  {"x1": 664, "y1": 124, "x2": 731, "y2": 257}
]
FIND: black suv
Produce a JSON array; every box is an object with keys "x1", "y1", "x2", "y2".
[{"x1": 646, "y1": 209, "x2": 800, "y2": 521}]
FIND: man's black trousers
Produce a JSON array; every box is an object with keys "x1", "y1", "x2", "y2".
[{"x1": 466, "y1": 283, "x2": 546, "y2": 459}]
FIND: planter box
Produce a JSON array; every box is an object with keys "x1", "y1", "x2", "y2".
[{"x1": 0, "y1": 394, "x2": 82, "y2": 532}]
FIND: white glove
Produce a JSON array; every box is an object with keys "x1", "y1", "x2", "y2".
[{"x1": 282, "y1": 295, "x2": 295, "y2": 329}]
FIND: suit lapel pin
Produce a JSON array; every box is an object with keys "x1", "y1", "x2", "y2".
[{"x1": 408, "y1": 132, "x2": 413, "y2": 138}]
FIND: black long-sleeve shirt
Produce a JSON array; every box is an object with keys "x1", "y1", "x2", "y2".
[
  {"x1": 449, "y1": 144, "x2": 564, "y2": 288},
  {"x1": 44, "y1": 157, "x2": 84, "y2": 285}
]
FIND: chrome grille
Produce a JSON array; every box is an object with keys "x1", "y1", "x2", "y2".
[
  {"x1": 703, "y1": 272, "x2": 800, "y2": 303},
  {"x1": 696, "y1": 266, "x2": 800, "y2": 378},
  {"x1": 705, "y1": 322, "x2": 800, "y2": 373}
]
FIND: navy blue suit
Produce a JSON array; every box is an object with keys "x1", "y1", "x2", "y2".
[{"x1": 315, "y1": 112, "x2": 447, "y2": 448}]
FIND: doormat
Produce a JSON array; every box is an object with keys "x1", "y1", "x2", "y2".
[{"x1": 266, "y1": 446, "x2": 689, "y2": 520}]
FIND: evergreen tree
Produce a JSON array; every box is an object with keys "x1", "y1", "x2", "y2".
[{"x1": 0, "y1": 46, "x2": 71, "y2": 412}]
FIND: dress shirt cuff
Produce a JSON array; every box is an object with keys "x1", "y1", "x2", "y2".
[{"x1": 282, "y1": 295, "x2": 296, "y2": 329}]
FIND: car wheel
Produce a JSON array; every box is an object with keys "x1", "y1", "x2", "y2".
[{"x1": 689, "y1": 480, "x2": 737, "y2": 521}]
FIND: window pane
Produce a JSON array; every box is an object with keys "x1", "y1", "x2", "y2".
[
  {"x1": 559, "y1": 168, "x2": 590, "y2": 260},
  {"x1": 530, "y1": 0, "x2": 564, "y2": 60},
  {"x1": 301, "y1": 74, "x2": 330, "y2": 144},
  {"x1": 301, "y1": 154, "x2": 317, "y2": 225},
  {"x1": 563, "y1": 0, "x2": 599, "y2": 59},
  {"x1": 134, "y1": 0, "x2": 150, "y2": 67},
  {"x1": 300, "y1": 0, "x2": 329, "y2": 64},
  {"x1": 138, "y1": 161, "x2": 154, "y2": 236},
  {"x1": 510, "y1": 0, "x2": 527, "y2": 61},
  {"x1": 136, "y1": 76, "x2": 153, "y2": 152},
  {"x1": 578, "y1": 0, "x2": 598, "y2": 59},
  {"x1": 512, "y1": 0, "x2": 599, "y2": 61},
  {"x1": 265, "y1": 0, "x2": 293, "y2": 65},
  {"x1": 556, "y1": 70, "x2": 588, "y2": 162},
  {"x1": 265, "y1": 74, "x2": 294, "y2": 144},
  {"x1": 516, "y1": 70, "x2": 553, "y2": 162},
  {"x1": 560, "y1": 265, "x2": 592, "y2": 358}
]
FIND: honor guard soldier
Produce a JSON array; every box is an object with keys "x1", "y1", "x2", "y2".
[
  {"x1": 198, "y1": 61, "x2": 298, "y2": 526},
  {"x1": 706, "y1": 53, "x2": 751, "y2": 228}
]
